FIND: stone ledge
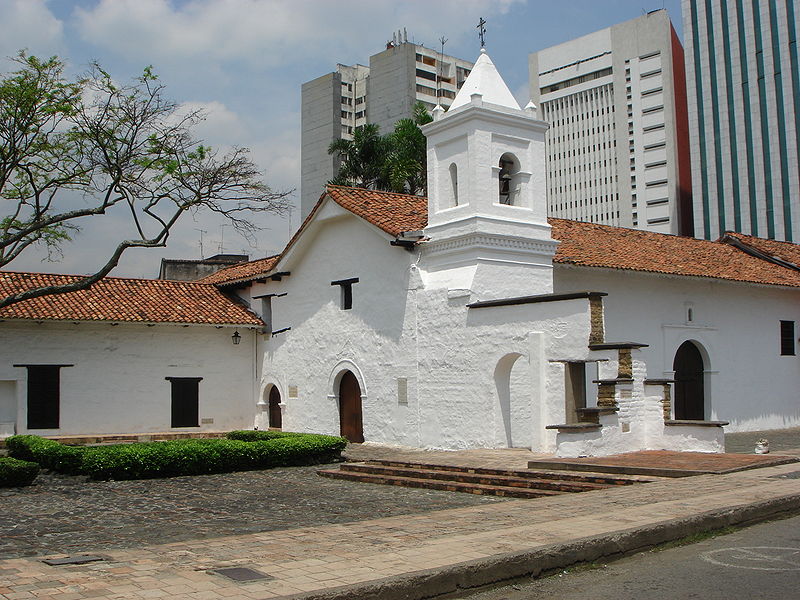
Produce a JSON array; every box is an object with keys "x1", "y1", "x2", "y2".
[
  {"x1": 665, "y1": 420, "x2": 729, "y2": 427},
  {"x1": 589, "y1": 341, "x2": 649, "y2": 350},
  {"x1": 545, "y1": 423, "x2": 602, "y2": 431}
]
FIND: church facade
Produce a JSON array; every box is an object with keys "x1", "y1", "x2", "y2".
[{"x1": 2, "y1": 51, "x2": 798, "y2": 456}]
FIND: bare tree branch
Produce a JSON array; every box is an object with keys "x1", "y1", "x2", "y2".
[{"x1": 1, "y1": 52, "x2": 292, "y2": 308}]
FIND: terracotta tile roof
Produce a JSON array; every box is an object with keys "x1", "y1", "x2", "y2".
[
  {"x1": 0, "y1": 271, "x2": 264, "y2": 325},
  {"x1": 549, "y1": 218, "x2": 800, "y2": 288},
  {"x1": 203, "y1": 186, "x2": 428, "y2": 287},
  {"x1": 200, "y1": 186, "x2": 800, "y2": 291},
  {"x1": 199, "y1": 255, "x2": 280, "y2": 285},
  {"x1": 325, "y1": 185, "x2": 428, "y2": 236},
  {"x1": 722, "y1": 232, "x2": 800, "y2": 269}
]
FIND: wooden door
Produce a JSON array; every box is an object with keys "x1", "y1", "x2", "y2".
[
  {"x1": 268, "y1": 386, "x2": 282, "y2": 429},
  {"x1": 673, "y1": 341, "x2": 704, "y2": 420},
  {"x1": 338, "y1": 371, "x2": 363, "y2": 443}
]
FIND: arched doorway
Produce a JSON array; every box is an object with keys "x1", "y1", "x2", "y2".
[
  {"x1": 338, "y1": 371, "x2": 363, "y2": 443},
  {"x1": 494, "y1": 353, "x2": 532, "y2": 448},
  {"x1": 268, "y1": 386, "x2": 282, "y2": 429},
  {"x1": 673, "y1": 341, "x2": 705, "y2": 420}
]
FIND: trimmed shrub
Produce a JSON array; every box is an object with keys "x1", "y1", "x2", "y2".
[
  {"x1": 81, "y1": 434, "x2": 347, "y2": 480},
  {"x1": 226, "y1": 430, "x2": 299, "y2": 442},
  {"x1": 0, "y1": 457, "x2": 40, "y2": 487},
  {"x1": 5, "y1": 433, "x2": 347, "y2": 481},
  {"x1": 5, "y1": 435, "x2": 85, "y2": 475}
]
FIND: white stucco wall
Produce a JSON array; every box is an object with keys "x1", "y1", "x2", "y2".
[
  {"x1": 253, "y1": 208, "x2": 600, "y2": 452},
  {"x1": 555, "y1": 265, "x2": 800, "y2": 432},
  {"x1": 0, "y1": 322, "x2": 258, "y2": 436}
]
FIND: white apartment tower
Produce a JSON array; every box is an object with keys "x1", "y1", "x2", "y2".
[
  {"x1": 529, "y1": 10, "x2": 693, "y2": 235},
  {"x1": 300, "y1": 36, "x2": 474, "y2": 218},
  {"x1": 683, "y1": 0, "x2": 800, "y2": 242}
]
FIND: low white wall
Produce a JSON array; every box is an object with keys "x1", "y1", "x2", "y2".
[{"x1": 0, "y1": 321, "x2": 257, "y2": 436}]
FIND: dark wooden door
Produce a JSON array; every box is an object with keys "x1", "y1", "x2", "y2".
[
  {"x1": 338, "y1": 371, "x2": 363, "y2": 443},
  {"x1": 169, "y1": 377, "x2": 200, "y2": 428},
  {"x1": 673, "y1": 341, "x2": 704, "y2": 420},
  {"x1": 268, "y1": 386, "x2": 282, "y2": 429}
]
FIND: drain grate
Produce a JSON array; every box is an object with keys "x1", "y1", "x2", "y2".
[
  {"x1": 42, "y1": 555, "x2": 104, "y2": 566},
  {"x1": 771, "y1": 470, "x2": 800, "y2": 479},
  {"x1": 211, "y1": 567, "x2": 274, "y2": 582}
]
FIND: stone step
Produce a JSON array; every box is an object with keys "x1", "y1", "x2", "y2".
[
  {"x1": 316, "y1": 468, "x2": 566, "y2": 499},
  {"x1": 365, "y1": 459, "x2": 646, "y2": 486},
  {"x1": 340, "y1": 463, "x2": 608, "y2": 493}
]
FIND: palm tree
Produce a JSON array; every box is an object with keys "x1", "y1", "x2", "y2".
[
  {"x1": 327, "y1": 123, "x2": 388, "y2": 189},
  {"x1": 382, "y1": 103, "x2": 433, "y2": 195}
]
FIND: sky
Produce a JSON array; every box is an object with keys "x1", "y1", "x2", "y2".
[{"x1": 1, "y1": 0, "x2": 683, "y2": 279}]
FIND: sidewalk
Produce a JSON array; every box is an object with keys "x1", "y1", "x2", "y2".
[{"x1": 2, "y1": 456, "x2": 800, "y2": 599}]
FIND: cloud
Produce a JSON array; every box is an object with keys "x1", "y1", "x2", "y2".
[
  {"x1": 0, "y1": 0, "x2": 64, "y2": 59},
  {"x1": 176, "y1": 100, "x2": 249, "y2": 145},
  {"x1": 74, "y1": 0, "x2": 522, "y2": 69}
]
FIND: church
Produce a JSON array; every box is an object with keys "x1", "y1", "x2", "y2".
[{"x1": 1, "y1": 51, "x2": 798, "y2": 456}]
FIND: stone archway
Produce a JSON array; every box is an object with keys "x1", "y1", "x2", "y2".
[{"x1": 673, "y1": 340, "x2": 705, "y2": 420}]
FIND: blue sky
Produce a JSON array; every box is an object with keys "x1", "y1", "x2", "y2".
[{"x1": 1, "y1": 0, "x2": 683, "y2": 278}]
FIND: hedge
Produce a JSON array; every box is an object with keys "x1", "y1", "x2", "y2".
[
  {"x1": 0, "y1": 457, "x2": 40, "y2": 487},
  {"x1": 6, "y1": 433, "x2": 347, "y2": 481},
  {"x1": 5, "y1": 435, "x2": 85, "y2": 475},
  {"x1": 226, "y1": 430, "x2": 299, "y2": 441}
]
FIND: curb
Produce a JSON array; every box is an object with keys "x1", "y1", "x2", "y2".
[{"x1": 285, "y1": 492, "x2": 800, "y2": 600}]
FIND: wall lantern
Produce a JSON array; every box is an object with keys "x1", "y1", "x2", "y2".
[{"x1": 231, "y1": 330, "x2": 242, "y2": 345}]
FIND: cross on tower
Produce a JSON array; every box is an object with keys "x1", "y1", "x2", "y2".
[{"x1": 477, "y1": 17, "x2": 487, "y2": 48}]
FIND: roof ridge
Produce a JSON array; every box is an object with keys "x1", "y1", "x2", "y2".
[{"x1": 0, "y1": 270, "x2": 217, "y2": 286}]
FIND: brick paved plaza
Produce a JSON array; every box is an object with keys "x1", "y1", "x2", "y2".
[{"x1": 1, "y1": 431, "x2": 799, "y2": 599}]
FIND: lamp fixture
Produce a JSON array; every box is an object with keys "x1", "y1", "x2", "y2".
[{"x1": 231, "y1": 330, "x2": 241, "y2": 345}]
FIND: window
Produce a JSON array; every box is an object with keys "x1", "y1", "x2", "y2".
[
  {"x1": 17, "y1": 364, "x2": 71, "y2": 429},
  {"x1": 781, "y1": 321, "x2": 796, "y2": 356},
  {"x1": 331, "y1": 277, "x2": 359, "y2": 310},
  {"x1": 449, "y1": 163, "x2": 459, "y2": 207},
  {"x1": 167, "y1": 377, "x2": 202, "y2": 428}
]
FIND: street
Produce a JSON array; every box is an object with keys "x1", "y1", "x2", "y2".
[{"x1": 457, "y1": 513, "x2": 800, "y2": 599}]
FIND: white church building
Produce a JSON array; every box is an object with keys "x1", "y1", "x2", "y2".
[{"x1": 2, "y1": 50, "x2": 798, "y2": 456}]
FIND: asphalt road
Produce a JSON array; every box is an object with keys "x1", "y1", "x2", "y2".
[{"x1": 456, "y1": 514, "x2": 800, "y2": 599}]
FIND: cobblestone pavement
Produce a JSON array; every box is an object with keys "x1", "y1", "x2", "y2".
[
  {"x1": 2, "y1": 460, "x2": 800, "y2": 599},
  {"x1": 0, "y1": 461, "x2": 506, "y2": 560}
]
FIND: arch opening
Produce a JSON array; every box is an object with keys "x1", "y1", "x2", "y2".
[
  {"x1": 338, "y1": 370, "x2": 364, "y2": 443},
  {"x1": 449, "y1": 162, "x2": 459, "y2": 207},
  {"x1": 673, "y1": 340, "x2": 705, "y2": 420},
  {"x1": 267, "y1": 385, "x2": 282, "y2": 429},
  {"x1": 498, "y1": 153, "x2": 521, "y2": 205},
  {"x1": 494, "y1": 353, "x2": 532, "y2": 448}
]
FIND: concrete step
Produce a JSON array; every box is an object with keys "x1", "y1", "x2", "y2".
[
  {"x1": 365, "y1": 459, "x2": 648, "y2": 486},
  {"x1": 340, "y1": 463, "x2": 608, "y2": 493},
  {"x1": 317, "y1": 467, "x2": 566, "y2": 499}
]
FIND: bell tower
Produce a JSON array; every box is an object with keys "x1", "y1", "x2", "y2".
[{"x1": 421, "y1": 49, "x2": 557, "y2": 300}]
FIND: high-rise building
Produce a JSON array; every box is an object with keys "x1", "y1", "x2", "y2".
[
  {"x1": 683, "y1": 0, "x2": 799, "y2": 242},
  {"x1": 300, "y1": 36, "x2": 473, "y2": 218},
  {"x1": 529, "y1": 10, "x2": 693, "y2": 235}
]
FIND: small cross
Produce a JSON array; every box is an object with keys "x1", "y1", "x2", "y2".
[{"x1": 477, "y1": 17, "x2": 487, "y2": 48}]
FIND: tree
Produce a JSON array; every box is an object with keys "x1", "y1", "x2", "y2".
[
  {"x1": 327, "y1": 123, "x2": 388, "y2": 190},
  {"x1": 0, "y1": 53, "x2": 290, "y2": 309},
  {"x1": 382, "y1": 102, "x2": 433, "y2": 196},
  {"x1": 327, "y1": 102, "x2": 432, "y2": 195}
]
